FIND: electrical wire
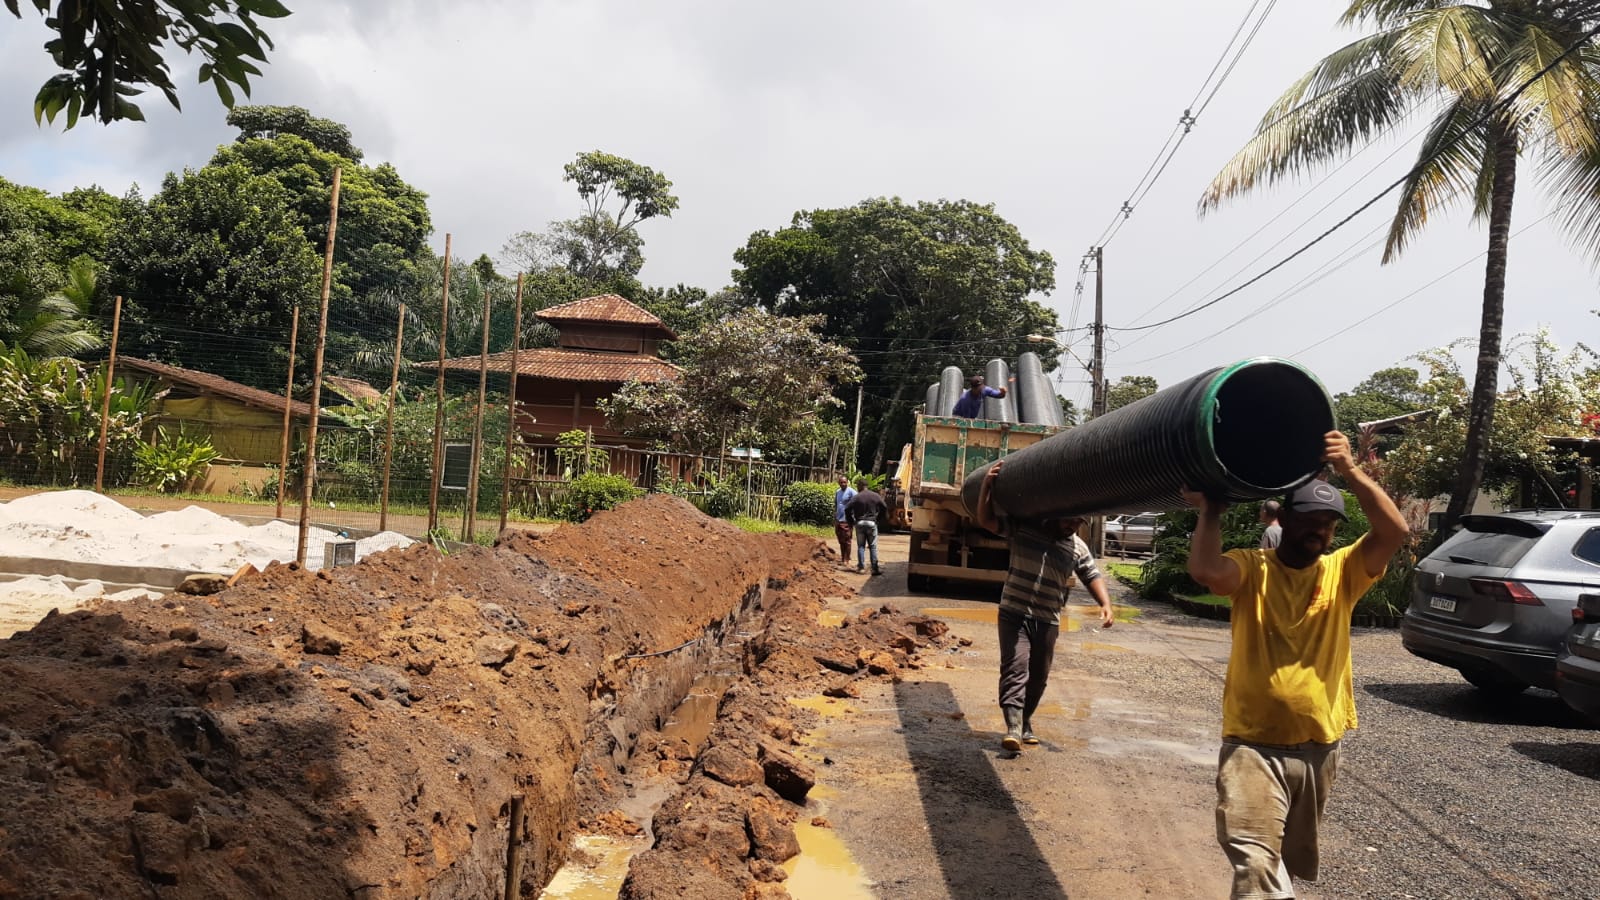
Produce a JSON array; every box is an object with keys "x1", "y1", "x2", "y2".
[
  {"x1": 1085, "y1": 0, "x2": 1281, "y2": 251},
  {"x1": 1105, "y1": 21, "x2": 1600, "y2": 336},
  {"x1": 1287, "y1": 211, "x2": 1556, "y2": 359}
]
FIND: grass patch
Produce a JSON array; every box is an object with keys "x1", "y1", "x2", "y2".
[
  {"x1": 1175, "y1": 592, "x2": 1231, "y2": 608},
  {"x1": 729, "y1": 517, "x2": 833, "y2": 540},
  {"x1": 1106, "y1": 562, "x2": 1144, "y2": 586}
]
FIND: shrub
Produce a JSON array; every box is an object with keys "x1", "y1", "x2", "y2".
[
  {"x1": 701, "y1": 473, "x2": 747, "y2": 519},
  {"x1": 558, "y1": 472, "x2": 641, "y2": 522},
  {"x1": 134, "y1": 427, "x2": 220, "y2": 493},
  {"x1": 781, "y1": 481, "x2": 836, "y2": 526}
]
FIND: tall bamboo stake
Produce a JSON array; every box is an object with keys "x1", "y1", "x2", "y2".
[
  {"x1": 499, "y1": 273, "x2": 524, "y2": 534},
  {"x1": 274, "y1": 304, "x2": 301, "y2": 519},
  {"x1": 296, "y1": 167, "x2": 342, "y2": 567},
  {"x1": 93, "y1": 295, "x2": 123, "y2": 493},
  {"x1": 379, "y1": 303, "x2": 406, "y2": 532},
  {"x1": 428, "y1": 234, "x2": 453, "y2": 534},
  {"x1": 464, "y1": 286, "x2": 493, "y2": 541}
]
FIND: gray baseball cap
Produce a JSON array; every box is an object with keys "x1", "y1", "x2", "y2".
[{"x1": 1284, "y1": 480, "x2": 1347, "y2": 520}]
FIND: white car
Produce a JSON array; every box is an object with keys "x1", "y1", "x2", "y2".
[{"x1": 1105, "y1": 512, "x2": 1159, "y2": 555}]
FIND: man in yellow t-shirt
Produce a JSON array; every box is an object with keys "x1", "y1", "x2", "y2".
[{"x1": 1183, "y1": 431, "x2": 1407, "y2": 900}]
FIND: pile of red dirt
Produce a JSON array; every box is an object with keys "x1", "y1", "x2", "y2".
[{"x1": 0, "y1": 494, "x2": 952, "y2": 899}]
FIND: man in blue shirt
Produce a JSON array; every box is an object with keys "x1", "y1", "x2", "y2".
[
  {"x1": 833, "y1": 475, "x2": 856, "y2": 563},
  {"x1": 952, "y1": 374, "x2": 1007, "y2": 419}
]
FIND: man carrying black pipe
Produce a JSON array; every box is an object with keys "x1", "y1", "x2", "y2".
[
  {"x1": 976, "y1": 459, "x2": 1115, "y2": 752},
  {"x1": 1182, "y1": 430, "x2": 1406, "y2": 900}
]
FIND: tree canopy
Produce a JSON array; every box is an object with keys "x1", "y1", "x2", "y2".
[
  {"x1": 1105, "y1": 375, "x2": 1158, "y2": 412},
  {"x1": 1334, "y1": 366, "x2": 1428, "y2": 436},
  {"x1": 8, "y1": 0, "x2": 291, "y2": 127},
  {"x1": 602, "y1": 308, "x2": 861, "y2": 457},
  {"x1": 105, "y1": 164, "x2": 322, "y2": 385},
  {"x1": 732, "y1": 196, "x2": 1058, "y2": 469}
]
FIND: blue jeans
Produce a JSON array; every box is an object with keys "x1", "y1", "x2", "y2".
[{"x1": 855, "y1": 520, "x2": 879, "y2": 570}]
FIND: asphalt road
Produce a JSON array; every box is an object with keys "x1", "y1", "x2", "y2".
[{"x1": 801, "y1": 533, "x2": 1599, "y2": 899}]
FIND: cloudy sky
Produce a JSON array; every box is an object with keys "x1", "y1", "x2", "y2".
[{"x1": 3, "y1": 1, "x2": 1596, "y2": 408}]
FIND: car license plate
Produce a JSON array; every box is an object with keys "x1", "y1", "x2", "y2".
[{"x1": 1430, "y1": 595, "x2": 1457, "y2": 613}]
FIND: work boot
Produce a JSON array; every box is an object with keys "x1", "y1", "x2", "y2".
[
  {"x1": 856, "y1": 565, "x2": 865, "y2": 573},
  {"x1": 871, "y1": 567, "x2": 883, "y2": 576},
  {"x1": 1021, "y1": 717, "x2": 1039, "y2": 745},
  {"x1": 1002, "y1": 707, "x2": 1024, "y2": 752}
]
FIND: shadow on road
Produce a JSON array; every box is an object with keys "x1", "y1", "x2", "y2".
[
  {"x1": 1364, "y1": 682, "x2": 1593, "y2": 729},
  {"x1": 894, "y1": 680, "x2": 1069, "y2": 900},
  {"x1": 1510, "y1": 741, "x2": 1600, "y2": 781}
]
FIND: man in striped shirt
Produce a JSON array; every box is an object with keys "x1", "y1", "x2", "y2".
[{"x1": 976, "y1": 459, "x2": 1115, "y2": 751}]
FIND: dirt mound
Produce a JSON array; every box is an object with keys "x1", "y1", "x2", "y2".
[
  {"x1": 617, "y1": 552, "x2": 956, "y2": 900},
  {"x1": 0, "y1": 496, "x2": 774, "y2": 898},
  {"x1": 0, "y1": 493, "x2": 947, "y2": 899}
]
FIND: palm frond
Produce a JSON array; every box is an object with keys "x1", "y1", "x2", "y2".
[
  {"x1": 1501, "y1": 24, "x2": 1600, "y2": 156},
  {"x1": 1261, "y1": 30, "x2": 1403, "y2": 125},
  {"x1": 1341, "y1": 0, "x2": 1453, "y2": 29},
  {"x1": 1383, "y1": 96, "x2": 1492, "y2": 261},
  {"x1": 1394, "y1": 5, "x2": 1502, "y2": 98},
  {"x1": 1537, "y1": 142, "x2": 1600, "y2": 266},
  {"x1": 1201, "y1": 67, "x2": 1411, "y2": 213}
]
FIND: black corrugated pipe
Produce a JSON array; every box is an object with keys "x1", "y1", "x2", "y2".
[
  {"x1": 983, "y1": 359, "x2": 1015, "y2": 423},
  {"x1": 961, "y1": 357, "x2": 1334, "y2": 519},
  {"x1": 936, "y1": 366, "x2": 963, "y2": 416},
  {"x1": 1015, "y1": 352, "x2": 1054, "y2": 424}
]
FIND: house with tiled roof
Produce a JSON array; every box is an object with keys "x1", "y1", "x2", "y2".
[
  {"x1": 418, "y1": 293, "x2": 679, "y2": 448},
  {"x1": 115, "y1": 356, "x2": 316, "y2": 495}
]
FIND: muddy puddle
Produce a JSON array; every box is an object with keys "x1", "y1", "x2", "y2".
[
  {"x1": 539, "y1": 834, "x2": 649, "y2": 899},
  {"x1": 789, "y1": 694, "x2": 858, "y2": 717},
  {"x1": 658, "y1": 672, "x2": 737, "y2": 747},
  {"x1": 785, "y1": 808, "x2": 874, "y2": 899}
]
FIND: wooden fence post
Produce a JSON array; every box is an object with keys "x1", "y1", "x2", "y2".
[
  {"x1": 274, "y1": 304, "x2": 300, "y2": 519},
  {"x1": 428, "y1": 233, "x2": 453, "y2": 535},
  {"x1": 464, "y1": 285, "x2": 492, "y2": 541},
  {"x1": 379, "y1": 303, "x2": 406, "y2": 532},
  {"x1": 296, "y1": 167, "x2": 341, "y2": 567},
  {"x1": 93, "y1": 295, "x2": 123, "y2": 493},
  {"x1": 499, "y1": 273, "x2": 524, "y2": 534}
]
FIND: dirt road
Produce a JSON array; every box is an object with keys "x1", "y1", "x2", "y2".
[{"x1": 800, "y1": 533, "x2": 1600, "y2": 899}]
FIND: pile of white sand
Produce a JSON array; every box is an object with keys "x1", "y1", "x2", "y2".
[
  {"x1": 0, "y1": 575, "x2": 163, "y2": 639},
  {"x1": 0, "y1": 490, "x2": 414, "y2": 637},
  {"x1": 0, "y1": 490, "x2": 413, "y2": 572}
]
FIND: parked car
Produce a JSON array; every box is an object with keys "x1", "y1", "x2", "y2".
[
  {"x1": 1557, "y1": 592, "x2": 1600, "y2": 720},
  {"x1": 1401, "y1": 510, "x2": 1600, "y2": 696},
  {"x1": 1105, "y1": 512, "x2": 1159, "y2": 555}
]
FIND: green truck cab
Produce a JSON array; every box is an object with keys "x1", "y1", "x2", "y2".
[{"x1": 900, "y1": 412, "x2": 1064, "y2": 592}]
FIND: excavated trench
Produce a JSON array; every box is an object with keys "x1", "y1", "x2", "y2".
[{"x1": 0, "y1": 495, "x2": 946, "y2": 899}]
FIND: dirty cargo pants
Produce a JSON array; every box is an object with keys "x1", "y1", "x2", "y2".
[
  {"x1": 834, "y1": 520, "x2": 853, "y2": 561},
  {"x1": 1216, "y1": 738, "x2": 1340, "y2": 899},
  {"x1": 997, "y1": 608, "x2": 1058, "y2": 718}
]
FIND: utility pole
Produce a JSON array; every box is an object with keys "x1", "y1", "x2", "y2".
[
  {"x1": 1088, "y1": 246, "x2": 1108, "y2": 559},
  {"x1": 851, "y1": 384, "x2": 864, "y2": 473},
  {"x1": 1091, "y1": 246, "x2": 1106, "y2": 419}
]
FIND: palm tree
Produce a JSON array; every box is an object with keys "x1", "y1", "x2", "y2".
[
  {"x1": 2, "y1": 257, "x2": 104, "y2": 357},
  {"x1": 1201, "y1": 1, "x2": 1600, "y2": 530}
]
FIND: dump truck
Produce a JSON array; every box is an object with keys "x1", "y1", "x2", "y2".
[{"x1": 900, "y1": 411, "x2": 1064, "y2": 591}]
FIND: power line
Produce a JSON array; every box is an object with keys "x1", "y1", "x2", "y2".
[
  {"x1": 1105, "y1": 20, "x2": 1600, "y2": 337},
  {"x1": 1085, "y1": 0, "x2": 1280, "y2": 251},
  {"x1": 1288, "y1": 211, "x2": 1556, "y2": 359}
]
